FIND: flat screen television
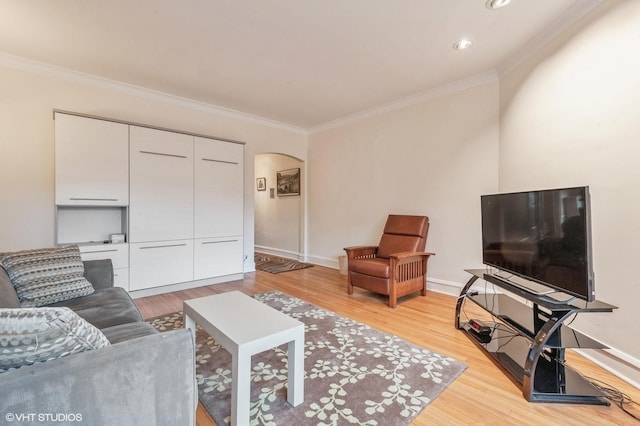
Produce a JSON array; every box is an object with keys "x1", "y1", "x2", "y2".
[{"x1": 481, "y1": 186, "x2": 595, "y2": 302}]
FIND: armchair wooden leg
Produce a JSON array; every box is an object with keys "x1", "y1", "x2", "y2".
[
  {"x1": 389, "y1": 284, "x2": 397, "y2": 308},
  {"x1": 389, "y1": 295, "x2": 397, "y2": 309}
]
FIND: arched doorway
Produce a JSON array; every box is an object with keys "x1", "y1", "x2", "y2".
[{"x1": 254, "y1": 153, "x2": 305, "y2": 260}]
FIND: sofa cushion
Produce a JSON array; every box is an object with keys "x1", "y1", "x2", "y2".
[
  {"x1": 82, "y1": 259, "x2": 114, "y2": 290},
  {"x1": 48, "y1": 287, "x2": 143, "y2": 329},
  {"x1": 101, "y1": 322, "x2": 158, "y2": 344},
  {"x1": 0, "y1": 266, "x2": 21, "y2": 308},
  {"x1": 0, "y1": 307, "x2": 110, "y2": 373},
  {"x1": 0, "y1": 245, "x2": 94, "y2": 308}
]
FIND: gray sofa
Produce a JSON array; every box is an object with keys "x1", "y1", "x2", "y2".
[{"x1": 0, "y1": 259, "x2": 196, "y2": 426}]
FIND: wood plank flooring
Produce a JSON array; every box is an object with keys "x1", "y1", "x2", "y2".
[{"x1": 134, "y1": 265, "x2": 640, "y2": 425}]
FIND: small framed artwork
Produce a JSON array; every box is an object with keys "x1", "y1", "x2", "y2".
[
  {"x1": 277, "y1": 168, "x2": 300, "y2": 196},
  {"x1": 256, "y1": 177, "x2": 266, "y2": 191}
]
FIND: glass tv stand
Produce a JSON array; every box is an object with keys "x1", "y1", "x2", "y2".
[{"x1": 455, "y1": 269, "x2": 617, "y2": 405}]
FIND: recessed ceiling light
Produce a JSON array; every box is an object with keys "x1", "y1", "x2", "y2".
[
  {"x1": 453, "y1": 39, "x2": 473, "y2": 50},
  {"x1": 486, "y1": 0, "x2": 511, "y2": 9}
]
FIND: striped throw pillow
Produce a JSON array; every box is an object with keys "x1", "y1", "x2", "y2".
[{"x1": 0, "y1": 245, "x2": 95, "y2": 307}]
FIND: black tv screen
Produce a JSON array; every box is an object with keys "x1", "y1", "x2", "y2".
[{"x1": 481, "y1": 186, "x2": 595, "y2": 301}]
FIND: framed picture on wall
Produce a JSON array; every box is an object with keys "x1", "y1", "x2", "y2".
[
  {"x1": 276, "y1": 168, "x2": 300, "y2": 196},
  {"x1": 256, "y1": 177, "x2": 266, "y2": 191}
]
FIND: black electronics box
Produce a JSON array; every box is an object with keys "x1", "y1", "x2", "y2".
[{"x1": 468, "y1": 319, "x2": 491, "y2": 334}]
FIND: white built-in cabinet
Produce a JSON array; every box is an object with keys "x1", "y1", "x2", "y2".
[
  {"x1": 55, "y1": 114, "x2": 129, "y2": 206},
  {"x1": 129, "y1": 240, "x2": 194, "y2": 290},
  {"x1": 54, "y1": 112, "x2": 245, "y2": 294},
  {"x1": 129, "y1": 127, "x2": 194, "y2": 242},
  {"x1": 194, "y1": 237, "x2": 243, "y2": 280},
  {"x1": 128, "y1": 126, "x2": 195, "y2": 291},
  {"x1": 194, "y1": 137, "x2": 243, "y2": 237},
  {"x1": 79, "y1": 244, "x2": 130, "y2": 290},
  {"x1": 55, "y1": 113, "x2": 130, "y2": 290},
  {"x1": 193, "y1": 137, "x2": 244, "y2": 279}
]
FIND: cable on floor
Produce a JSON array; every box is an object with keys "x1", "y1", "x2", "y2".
[{"x1": 585, "y1": 376, "x2": 640, "y2": 422}]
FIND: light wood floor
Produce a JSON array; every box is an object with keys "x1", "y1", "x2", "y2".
[{"x1": 134, "y1": 265, "x2": 640, "y2": 425}]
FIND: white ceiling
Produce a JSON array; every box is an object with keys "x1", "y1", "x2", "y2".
[{"x1": 0, "y1": 0, "x2": 603, "y2": 129}]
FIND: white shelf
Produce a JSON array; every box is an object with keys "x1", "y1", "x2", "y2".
[{"x1": 56, "y1": 206, "x2": 127, "y2": 246}]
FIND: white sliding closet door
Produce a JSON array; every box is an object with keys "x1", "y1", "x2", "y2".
[
  {"x1": 194, "y1": 137, "x2": 244, "y2": 238},
  {"x1": 129, "y1": 126, "x2": 194, "y2": 243},
  {"x1": 194, "y1": 137, "x2": 244, "y2": 278}
]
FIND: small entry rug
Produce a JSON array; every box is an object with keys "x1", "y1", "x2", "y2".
[
  {"x1": 254, "y1": 253, "x2": 314, "y2": 274},
  {"x1": 148, "y1": 291, "x2": 466, "y2": 425}
]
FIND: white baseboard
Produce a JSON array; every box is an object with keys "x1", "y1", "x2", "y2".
[
  {"x1": 303, "y1": 253, "x2": 341, "y2": 269},
  {"x1": 254, "y1": 245, "x2": 305, "y2": 262},
  {"x1": 427, "y1": 277, "x2": 465, "y2": 297},
  {"x1": 574, "y1": 346, "x2": 640, "y2": 390}
]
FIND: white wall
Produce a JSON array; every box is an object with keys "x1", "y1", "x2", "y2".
[
  {"x1": 307, "y1": 80, "x2": 500, "y2": 288},
  {"x1": 0, "y1": 58, "x2": 307, "y2": 274},
  {"x1": 499, "y1": 0, "x2": 640, "y2": 376},
  {"x1": 254, "y1": 153, "x2": 304, "y2": 257},
  {"x1": 3, "y1": 0, "x2": 637, "y2": 384}
]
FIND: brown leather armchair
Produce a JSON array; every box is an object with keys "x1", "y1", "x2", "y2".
[{"x1": 344, "y1": 215, "x2": 434, "y2": 308}]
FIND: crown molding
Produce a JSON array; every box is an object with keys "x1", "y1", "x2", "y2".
[
  {"x1": 309, "y1": 1, "x2": 605, "y2": 134},
  {"x1": 497, "y1": 0, "x2": 605, "y2": 78},
  {"x1": 309, "y1": 70, "x2": 499, "y2": 134},
  {"x1": 0, "y1": 52, "x2": 307, "y2": 135},
  {"x1": 2, "y1": 0, "x2": 602, "y2": 138}
]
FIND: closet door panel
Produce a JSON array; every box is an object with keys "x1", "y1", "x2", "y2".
[
  {"x1": 55, "y1": 113, "x2": 129, "y2": 206},
  {"x1": 194, "y1": 137, "x2": 244, "y2": 238},
  {"x1": 129, "y1": 126, "x2": 194, "y2": 242},
  {"x1": 194, "y1": 237, "x2": 243, "y2": 280},
  {"x1": 129, "y1": 240, "x2": 194, "y2": 290}
]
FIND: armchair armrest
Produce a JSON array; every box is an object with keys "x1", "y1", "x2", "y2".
[
  {"x1": 344, "y1": 246, "x2": 378, "y2": 259},
  {"x1": 389, "y1": 251, "x2": 435, "y2": 261},
  {"x1": 389, "y1": 251, "x2": 435, "y2": 285}
]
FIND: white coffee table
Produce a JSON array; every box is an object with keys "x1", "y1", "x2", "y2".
[{"x1": 183, "y1": 291, "x2": 304, "y2": 426}]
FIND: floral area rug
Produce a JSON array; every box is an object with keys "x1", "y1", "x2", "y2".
[{"x1": 148, "y1": 291, "x2": 466, "y2": 425}]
